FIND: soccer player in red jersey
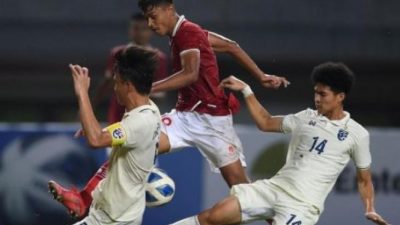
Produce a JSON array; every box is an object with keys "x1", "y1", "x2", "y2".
[
  {"x1": 93, "y1": 13, "x2": 168, "y2": 124},
  {"x1": 48, "y1": 0, "x2": 289, "y2": 218}
]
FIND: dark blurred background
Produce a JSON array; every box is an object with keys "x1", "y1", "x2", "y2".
[{"x1": 1, "y1": 0, "x2": 399, "y2": 125}]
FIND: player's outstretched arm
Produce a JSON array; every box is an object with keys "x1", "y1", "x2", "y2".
[
  {"x1": 208, "y1": 31, "x2": 289, "y2": 89},
  {"x1": 357, "y1": 169, "x2": 391, "y2": 225},
  {"x1": 220, "y1": 75, "x2": 283, "y2": 132},
  {"x1": 70, "y1": 64, "x2": 112, "y2": 148},
  {"x1": 151, "y1": 50, "x2": 200, "y2": 93}
]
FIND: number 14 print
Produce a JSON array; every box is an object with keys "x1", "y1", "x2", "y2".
[
  {"x1": 309, "y1": 137, "x2": 328, "y2": 154},
  {"x1": 286, "y1": 214, "x2": 302, "y2": 225}
]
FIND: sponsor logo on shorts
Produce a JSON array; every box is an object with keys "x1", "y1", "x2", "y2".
[
  {"x1": 112, "y1": 128, "x2": 125, "y2": 139},
  {"x1": 162, "y1": 117, "x2": 172, "y2": 126},
  {"x1": 228, "y1": 145, "x2": 235, "y2": 155}
]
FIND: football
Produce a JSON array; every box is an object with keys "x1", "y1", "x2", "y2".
[{"x1": 145, "y1": 167, "x2": 175, "y2": 207}]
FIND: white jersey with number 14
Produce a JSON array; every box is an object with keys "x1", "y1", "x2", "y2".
[{"x1": 270, "y1": 108, "x2": 371, "y2": 212}]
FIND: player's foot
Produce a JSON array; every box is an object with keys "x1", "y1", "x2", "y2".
[{"x1": 48, "y1": 180, "x2": 87, "y2": 218}]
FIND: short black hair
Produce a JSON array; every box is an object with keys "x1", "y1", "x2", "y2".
[
  {"x1": 138, "y1": 0, "x2": 173, "y2": 12},
  {"x1": 311, "y1": 62, "x2": 355, "y2": 94},
  {"x1": 114, "y1": 46, "x2": 158, "y2": 95},
  {"x1": 130, "y1": 12, "x2": 146, "y2": 22}
]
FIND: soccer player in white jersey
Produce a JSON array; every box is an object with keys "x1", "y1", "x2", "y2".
[
  {"x1": 171, "y1": 62, "x2": 390, "y2": 225},
  {"x1": 55, "y1": 46, "x2": 162, "y2": 225}
]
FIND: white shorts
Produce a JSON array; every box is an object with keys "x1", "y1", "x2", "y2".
[
  {"x1": 161, "y1": 110, "x2": 246, "y2": 172},
  {"x1": 73, "y1": 205, "x2": 140, "y2": 225},
  {"x1": 231, "y1": 180, "x2": 320, "y2": 225}
]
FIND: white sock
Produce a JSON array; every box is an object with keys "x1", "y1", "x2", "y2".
[{"x1": 169, "y1": 216, "x2": 200, "y2": 225}]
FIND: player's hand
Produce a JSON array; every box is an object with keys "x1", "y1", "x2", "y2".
[
  {"x1": 74, "y1": 128, "x2": 85, "y2": 138},
  {"x1": 70, "y1": 64, "x2": 91, "y2": 97},
  {"x1": 261, "y1": 74, "x2": 290, "y2": 89},
  {"x1": 219, "y1": 75, "x2": 249, "y2": 91},
  {"x1": 365, "y1": 212, "x2": 391, "y2": 225}
]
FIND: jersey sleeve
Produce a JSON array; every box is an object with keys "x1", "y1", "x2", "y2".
[
  {"x1": 104, "y1": 122, "x2": 129, "y2": 147},
  {"x1": 281, "y1": 110, "x2": 309, "y2": 133},
  {"x1": 175, "y1": 26, "x2": 207, "y2": 53},
  {"x1": 119, "y1": 117, "x2": 141, "y2": 149},
  {"x1": 103, "y1": 118, "x2": 141, "y2": 148},
  {"x1": 351, "y1": 132, "x2": 372, "y2": 169}
]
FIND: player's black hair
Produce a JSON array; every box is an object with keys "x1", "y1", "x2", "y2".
[
  {"x1": 138, "y1": 0, "x2": 173, "y2": 12},
  {"x1": 130, "y1": 12, "x2": 146, "y2": 22},
  {"x1": 114, "y1": 46, "x2": 158, "y2": 95},
  {"x1": 311, "y1": 62, "x2": 355, "y2": 94}
]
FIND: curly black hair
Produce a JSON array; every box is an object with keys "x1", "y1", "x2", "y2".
[{"x1": 311, "y1": 62, "x2": 355, "y2": 94}]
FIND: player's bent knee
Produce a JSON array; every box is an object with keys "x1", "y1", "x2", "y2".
[
  {"x1": 198, "y1": 209, "x2": 224, "y2": 225},
  {"x1": 207, "y1": 209, "x2": 226, "y2": 225},
  {"x1": 200, "y1": 196, "x2": 241, "y2": 225}
]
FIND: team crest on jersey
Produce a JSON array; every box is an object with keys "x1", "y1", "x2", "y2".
[
  {"x1": 337, "y1": 129, "x2": 348, "y2": 141},
  {"x1": 112, "y1": 128, "x2": 125, "y2": 139}
]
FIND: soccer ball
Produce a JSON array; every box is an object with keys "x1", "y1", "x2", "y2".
[{"x1": 145, "y1": 167, "x2": 175, "y2": 207}]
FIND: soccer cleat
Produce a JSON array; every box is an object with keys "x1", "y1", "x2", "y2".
[{"x1": 48, "y1": 180, "x2": 87, "y2": 218}]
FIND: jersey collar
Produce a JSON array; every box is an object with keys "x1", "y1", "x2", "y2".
[
  {"x1": 123, "y1": 100, "x2": 157, "y2": 119},
  {"x1": 172, "y1": 15, "x2": 186, "y2": 37},
  {"x1": 328, "y1": 111, "x2": 350, "y2": 126},
  {"x1": 315, "y1": 110, "x2": 351, "y2": 127}
]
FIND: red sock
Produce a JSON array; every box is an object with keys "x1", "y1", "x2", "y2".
[{"x1": 80, "y1": 160, "x2": 109, "y2": 207}]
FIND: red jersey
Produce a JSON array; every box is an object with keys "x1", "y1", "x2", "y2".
[
  {"x1": 105, "y1": 44, "x2": 168, "y2": 124},
  {"x1": 170, "y1": 16, "x2": 238, "y2": 116}
]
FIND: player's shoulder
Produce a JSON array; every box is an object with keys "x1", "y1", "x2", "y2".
[
  {"x1": 124, "y1": 104, "x2": 159, "y2": 123},
  {"x1": 293, "y1": 108, "x2": 316, "y2": 119},
  {"x1": 347, "y1": 117, "x2": 369, "y2": 138},
  {"x1": 182, "y1": 19, "x2": 202, "y2": 29},
  {"x1": 177, "y1": 19, "x2": 205, "y2": 36}
]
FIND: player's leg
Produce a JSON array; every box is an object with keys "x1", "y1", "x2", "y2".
[
  {"x1": 170, "y1": 196, "x2": 242, "y2": 225},
  {"x1": 80, "y1": 161, "x2": 109, "y2": 206},
  {"x1": 221, "y1": 164, "x2": 274, "y2": 225},
  {"x1": 193, "y1": 120, "x2": 250, "y2": 188},
  {"x1": 158, "y1": 131, "x2": 171, "y2": 154},
  {"x1": 272, "y1": 193, "x2": 320, "y2": 225},
  {"x1": 48, "y1": 161, "x2": 109, "y2": 218},
  {"x1": 220, "y1": 161, "x2": 273, "y2": 225},
  {"x1": 191, "y1": 114, "x2": 249, "y2": 187},
  {"x1": 198, "y1": 196, "x2": 242, "y2": 225},
  {"x1": 157, "y1": 110, "x2": 192, "y2": 155},
  {"x1": 220, "y1": 159, "x2": 250, "y2": 188},
  {"x1": 273, "y1": 210, "x2": 319, "y2": 225}
]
